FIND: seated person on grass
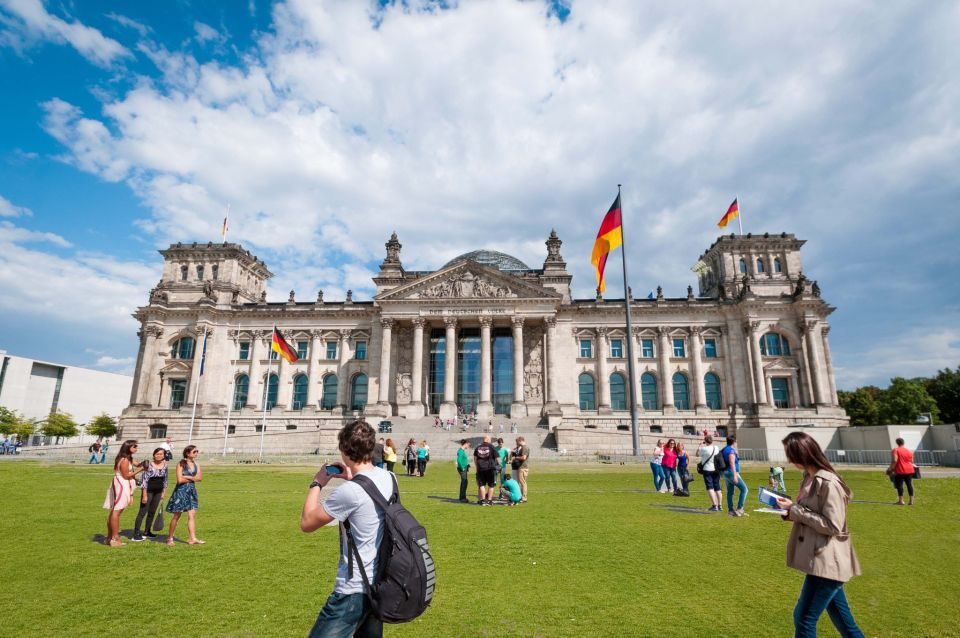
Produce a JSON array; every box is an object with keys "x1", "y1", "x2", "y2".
[{"x1": 500, "y1": 473, "x2": 522, "y2": 506}]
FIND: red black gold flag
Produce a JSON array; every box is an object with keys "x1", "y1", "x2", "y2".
[
  {"x1": 717, "y1": 198, "x2": 740, "y2": 229},
  {"x1": 590, "y1": 193, "x2": 623, "y2": 293},
  {"x1": 271, "y1": 327, "x2": 298, "y2": 363}
]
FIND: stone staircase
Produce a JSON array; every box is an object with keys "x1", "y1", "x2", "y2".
[{"x1": 377, "y1": 415, "x2": 557, "y2": 458}]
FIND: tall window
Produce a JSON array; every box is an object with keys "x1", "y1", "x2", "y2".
[
  {"x1": 326, "y1": 342, "x2": 337, "y2": 360},
  {"x1": 211, "y1": 264, "x2": 219, "y2": 280},
  {"x1": 491, "y1": 328, "x2": 513, "y2": 415},
  {"x1": 321, "y1": 374, "x2": 338, "y2": 410},
  {"x1": 672, "y1": 372, "x2": 690, "y2": 410},
  {"x1": 180, "y1": 264, "x2": 188, "y2": 281},
  {"x1": 355, "y1": 341, "x2": 367, "y2": 360},
  {"x1": 578, "y1": 373, "x2": 596, "y2": 410},
  {"x1": 173, "y1": 337, "x2": 195, "y2": 360},
  {"x1": 610, "y1": 339, "x2": 623, "y2": 359},
  {"x1": 297, "y1": 341, "x2": 308, "y2": 359},
  {"x1": 579, "y1": 339, "x2": 593, "y2": 358},
  {"x1": 233, "y1": 375, "x2": 249, "y2": 410},
  {"x1": 705, "y1": 372, "x2": 722, "y2": 409},
  {"x1": 771, "y1": 377, "x2": 790, "y2": 408},
  {"x1": 351, "y1": 374, "x2": 368, "y2": 411},
  {"x1": 292, "y1": 374, "x2": 308, "y2": 410},
  {"x1": 672, "y1": 338, "x2": 685, "y2": 358},
  {"x1": 170, "y1": 379, "x2": 187, "y2": 409},
  {"x1": 196, "y1": 264, "x2": 204, "y2": 280},
  {"x1": 739, "y1": 259, "x2": 747, "y2": 274},
  {"x1": 270, "y1": 350, "x2": 278, "y2": 360},
  {"x1": 238, "y1": 342, "x2": 250, "y2": 360},
  {"x1": 774, "y1": 258, "x2": 782, "y2": 273},
  {"x1": 457, "y1": 328, "x2": 481, "y2": 413},
  {"x1": 641, "y1": 373, "x2": 658, "y2": 410},
  {"x1": 756, "y1": 258, "x2": 765, "y2": 273},
  {"x1": 704, "y1": 339, "x2": 717, "y2": 358},
  {"x1": 760, "y1": 332, "x2": 791, "y2": 356},
  {"x1": 264, "y1": 373, "x2": 278, "y2": 409},
  {"x1": 428, "y1": 329, "x2": 445, "y2": 415},
  {"x1": 610, "y1": 372, "x2": 626, "y2": 410},
  {"x1": 641, "y1": 339, "x2": 654, "y2": 358}
]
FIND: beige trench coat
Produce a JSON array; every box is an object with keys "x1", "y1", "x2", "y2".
[{"x1": 785, "y1": 469, "x2": 862, "y2": 583}]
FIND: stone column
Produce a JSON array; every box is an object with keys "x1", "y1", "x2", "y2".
[
  {"x1": 596, "y1": 327, "x2": 611, "y2": 412},
  {"x1": 511, "y1": 317, "x2": 525, "y2": 415},
  {"x1": 441, "y1": 317, "x2": 457, "y2": 417},
  {"x1": 821, "y1": 326, "x2": 838, "y2": 405},
  {"x1": 766, "y1": 376, "x2": 775, "y2": 408},
  {"x1": 377, "y1": 318, "x2": 393, "y2": 405},
  {"x1": 748, "y1": 321, "x2": 769, "y2": 406},
  {"x1": 306, "y1": 329, "x2": 322, "y2": 408},
  {"x1": 545, "y1": 317, "x2": 559, "y2": 406},
  {"x1": 797, "y1": 329, "x2": 815, "y2": 407},
  {"x1": 719, "y1": 328, "x2": 737, "y2": 411},
  {"x1": 790, "y1": 374, "x2": 801, "y2": 408},
  {"x1": 478, "y1": 317, "x2": 493, "y2": 417},
  {"x1": 247, "y1": 330, "x2": 264, "y2": 408},
  {"x1": 803, "y1": 320, "x2": 827, "y2": 405},
  {"x1": 336, "y1": 329, "x2": 352, "y2": 410},
  {"x1": 277, "y1": 353, "x2": 291, "y2": 408},
  {"x1": 689, "y1": 327, "x2": 707, "y2": 408},
  {"x1": 410, "y1": 318, "x2": 425, "y2": 407},
  {"x1": 657, "y1": 327, "x2": 674, "y2": 408},
  {"x1": 135, "y1": 326, "x2": 164, "y2": 405}
]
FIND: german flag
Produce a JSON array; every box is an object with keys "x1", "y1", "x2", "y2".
[
  {"x1": 717, "y1": 198, "x2": 739, "y2": 229},
  {"x1": 591, "y1": 193, "x2": 623, "y2": 293},
  {"x1": 271, "y1": 327, "x2": 298, "y2": 363}
]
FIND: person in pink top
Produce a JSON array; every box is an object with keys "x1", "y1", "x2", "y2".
[
  {"x1": 661, "y1": 439, "x2": 680, "y2": 494},
  {"x1": 887, "y1": 438, "x2": 916, "y2": 505}
]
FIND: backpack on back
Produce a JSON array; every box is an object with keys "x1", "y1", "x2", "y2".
[
  {"x1": 713, "y1": 447, "x2": 728, "y2": 472},
  {"x1": 345, "y1": 473, "x2": 435, "y2": 624}
]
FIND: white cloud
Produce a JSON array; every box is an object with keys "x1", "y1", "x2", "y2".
[
  {"x1": 0, "y1": 0, "x2": 130, "y2": 67},
  {"x1": 193, "y1": 21, "x2": 222, "y2": 46},
  {"x1": 0, "y1": 220, "x2": 69, "y2": 246},
  {"x1": 105, "y1": 12, "x2": 149, "y2": 38},
  {"x1": 94, "y1": 355, "x2": 136, "y2": 373},
  {"x1": 834, "y1": 326, "x2": 960, "y2": 390},
  {"x1": 0, "y1": 195, "x2": 32, "y2": 217}
]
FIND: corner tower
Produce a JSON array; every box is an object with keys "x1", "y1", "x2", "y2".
[{"x1": 152, "y1": 242, "x2": 272, "y2": 306}]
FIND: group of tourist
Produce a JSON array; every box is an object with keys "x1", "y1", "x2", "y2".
[
  {"x1": 456, "y1": 435, "x2": 529, "y2": 505},
  {"x1": 101, "y1": 439, "x2": 204, "y2": 547},
  {"x1": 648, "y1": 438, "x2": 694, "y2": 496},
  {"x1": 86, "y1": 440, "x2": 109, "y2": 464},
  {"x1": 402, "y1": 438, "x2": 430, "y2": 476}
]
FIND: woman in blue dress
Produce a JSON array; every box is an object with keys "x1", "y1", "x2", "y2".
[{"x1": 166, "y1": 445, "x2": 204, "y2": 546}]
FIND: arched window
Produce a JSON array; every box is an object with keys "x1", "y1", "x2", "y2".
[
  {"x1": 321, "y1": 374, "x2": 338, "y2": 410},
  {"x1": 233, "y1": 374, "x2": 249, "y2": 410},
  {"x1": 211, "y1": 264, "x2": 219, "y2": 280},
  {"x1": 774, "y1": 258, "x2": 782, "y2": 273},
  {"x1": 292, "y1": 374, "x2": 309, "y2": 410},
  {"x1": 704, "y1": 372, "x2": 722, "y2": 409},
  {"x1": 672, "y1": 372, "x2": 690, "y2": 410},
  {"x1": 350, "y1": 374, "x2": 368, "y2": 411},
  {"x1": 180, "y1": 264, "x2": 188, "y2": 281},
  {"x1": 641, "y1": 373, "x2": 658, "y2": 409},
  {"x1": 172, "y1": 336, "x2": 195, "y2": 360},
  {"x1": 609, "y1": 372, "x2": 626, "y2": 410},
  {"x1": 578, "y1": 373, "x2": 596, "y2": 410},
  {"x1": 264, "y1": 373, "x2": 278, "y2": 410},
  {"x1": 739, "y1": 258, "x2": 747, "y2": 274},
  {"x1": 196, "y1": 264, "x2": 204, "y2": 280},
  {"x1": 756, "y1": 258, "x2": 765, "y2": 273},
  {"x1": 760, "y1": 332, "x2": 791, "y2": 356}
]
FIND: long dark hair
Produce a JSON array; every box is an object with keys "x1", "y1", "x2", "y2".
[
  {"x1": 782, "y1": 432, "x2": 846, "y2": 487},
  {"x1": 114, "y1": 440, "x2": 138, "y2": 470},
  {"x1": 180, "y1": 444, "x2": 197, "y2": 468}
]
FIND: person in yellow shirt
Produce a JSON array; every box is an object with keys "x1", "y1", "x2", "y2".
[{"x1": 383, "y1": 438, "x2": 397, "y2": 473}]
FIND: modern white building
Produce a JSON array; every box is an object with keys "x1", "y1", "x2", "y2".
[{"x1": 0, "y1": 350, "x2": 133, "y2": 444}]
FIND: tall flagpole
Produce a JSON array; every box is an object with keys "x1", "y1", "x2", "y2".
[
  {"x1": 616, "y1": 185, "x2": 641, "y2": 456},
  {"x1": 737, "y1": 194, "x2": 744, "y2": 235},
  {"x1": 222, "y1": 319, "x2": 240, "y2": 457},
  {"x1": 188, "y1": 327, "x2": 208, "y2": 445},
  {"x1": 258, "y1": 327, "x2": 274, "y2": 461}
]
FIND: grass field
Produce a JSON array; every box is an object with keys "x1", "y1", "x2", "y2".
[{"x1": 0, "y1": 460, "x2": 957, "y2": 637}]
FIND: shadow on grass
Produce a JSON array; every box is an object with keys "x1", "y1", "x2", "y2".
[
  {"x1": 850, "y1": 500, "x2": 903, "y2": 506},
  {"x1": 427, "y1": 495, "x2": 518, "y2": 507},
  {"x1": 90, "y1": 530, "x2": 177, "y2": 545},
  {"x1": 647, "y1": 503, "x2": 715, "y2": 515}
]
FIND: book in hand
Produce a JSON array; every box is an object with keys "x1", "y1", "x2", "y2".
[{"x1": 755, "y1": 487, "x2": 788, "y2": 514}]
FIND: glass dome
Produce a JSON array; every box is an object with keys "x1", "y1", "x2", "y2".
[{"x1": 442, "y1": 249, "x2": 531, "y2": 271}]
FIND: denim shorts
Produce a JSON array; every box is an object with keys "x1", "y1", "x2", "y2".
[
  {"x1": 703, "y1": 471, "x2": 721, "y2": 491},
  {"x1": 308, "y1": 592, "x2": 382, "y2": 638}
]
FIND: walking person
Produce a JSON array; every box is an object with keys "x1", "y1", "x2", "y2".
[
  {"x1": 649, "y1": 440, "x2": 665, "y2": 492},
  {"x1": 404, "y1": 439, "x2": 418, "y2": 476},
  {"x1": 661, "y1": 439, "x2": 680, "y2": 494},
  {"x1": 888, "y1": 438, "x2": 916, "y2": 506},
  {"x1": 774, "y1": 432, "x2": 864, "y2": 638},
  {"x1": 456, "y1": 439, "x2": 471, "y2": 502},
  {"x1": 697, "y1": 435, "x2": 723, "y2": 511},
  {"x1": 160, "y1": 436, "x2": 174, "y2": 461},
  {"x1": 102, "y1": 440, "x2": 143, "y2": 547},
  {"x1": 675, "y1": 442, "x2": 691, "y2": 496},
  {"x1": 373, "y1": 438, "x2": 385, "y2": 469},
  {"x1": 132, "y1": 447, "x2": 168, "y2": 541},
  {"x1": 416, "y1": 439, "x2": 430, "y2": 477},
  {"x1": 99, "y1": 440, "x2": 109, "y2": 464},
  {"x1": 511, "y1": 436, "x2": 530, "y2": 503},
  {"x1": 383, "y1": 438, "x2": 397, "y2": 473},
  {"x1": 722, "y1": 435, "x2": 748, "y2": 517},
  {"x1": 88, "y1": 440, "x2": 101, "y2": 464},
  {"x1": 166, "y1": 445, "x2": 204, "y2": 546}
]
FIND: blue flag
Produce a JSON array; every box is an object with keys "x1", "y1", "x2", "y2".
[
  {"x1": 198, "y1": 331, "x2": 209, "y2": 375},
  {"x1": 646, "y1": 291, "x2": 654, "y2": 299}
]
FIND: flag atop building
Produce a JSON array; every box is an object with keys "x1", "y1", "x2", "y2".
[
  {"x1": 591, "y1": 193, "x2": 623, "y2": 293},
  {"x1": 271, "y1": 327, "x2": 298, "y2": 363},
  {"x1": 717, "y1": 198, "x2": 740, "y2": 229}
]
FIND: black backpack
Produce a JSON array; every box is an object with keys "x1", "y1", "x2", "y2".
[
  {"x1": 713, "y1": 447, "x2": 728, "y2": 472},
  {"x1": 344, "y1": 473, "x2": 435, "y2": 624}
]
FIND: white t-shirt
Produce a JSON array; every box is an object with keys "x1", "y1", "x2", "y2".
[
  {"x1": 698, "y1": 445, "x2": 718, "y2": 472},
  {"x1": 322, "y1": 467, "x2": 395, "y2": 594},
  {"x1": 651, "y1": 446, "x2": 663, "y2": 465}
]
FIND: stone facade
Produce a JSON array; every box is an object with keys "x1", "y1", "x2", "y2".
[{"x1": 119, "y1": 232, "x2": 848, "y2": 448}]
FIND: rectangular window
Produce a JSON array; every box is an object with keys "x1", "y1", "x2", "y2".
[
  {"x1": 270, "y1": 350, "x2": 278, "y2": 360},
  {"x1": 227, "y1": 424, "x2": 236, "y2": 434},
  {"x1": 610, "y1": 339, "x2": 623, "y2": 359},
  {"x1": 704, "y1": 339, "x2": 717, "y2": 358},
  {"x1": 355, "y1": 341, "x2": 367, "y2": 360},
  {"x1": 238, "y1": 342, "x2": 250, "y2": 360},
  {"x1": 169, "y1": 380, "x2": 187, "y2": 409},
  {"x1": 297, "y1": 341, "x2": 308, "y2": 359},
  {"x1": 326, "y1": 342, "x2": 337, "y2": 360},
  {"x1": 673, "y1": 338, "x2": 686, "y2": 358},
  {"x1": 641, "y1": 339, "x2": 654, "y2": 358},
  {"x1": 771, "y1": 377, "x2": 790, "y2": 408},
  {"x1": 579, "y1": 339, "x2": 593, "y2": 358}
]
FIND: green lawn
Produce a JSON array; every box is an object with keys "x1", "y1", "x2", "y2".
[{"x1": 0, "y1": 460, "x2": 957, "y2": 637}]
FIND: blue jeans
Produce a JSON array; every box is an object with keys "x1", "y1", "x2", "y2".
[
  {"x1": 308, "y1": 592, "x2": 382, "y2": 638},
  {"x1": 723, "y1": 471, "x2": 748, "y2": 511},
  {"x1": 793, "y1": 575, "x2": 864, "y2": 638},
  {"x1": 650, "y1": 463, "x2": 664, "y2": 490},
  {"x1": 662, "y1": 467, "x2": 679, "y2": 491},
  {"x1": 458, "y1": 469, "x2": 469, "y2": 500},
  {"x1": 88, "y1": 453, "x2": 98, "y2": 464}
]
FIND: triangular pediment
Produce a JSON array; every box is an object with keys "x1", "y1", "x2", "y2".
[
  {"x1": 159, "y1": 361, "x2": 193, "y2": 375},
  {"x1": 763, "y1": 358, "x2": 799, "y2": 371},
  {"x1": 376, "y1": 261, "x2": 560, "y2": 302}
]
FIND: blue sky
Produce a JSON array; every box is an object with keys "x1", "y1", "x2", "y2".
[{"x1": 0, "y1": 0, "x2": 957, "y2": 388}]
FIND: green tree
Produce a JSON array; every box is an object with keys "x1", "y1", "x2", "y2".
[
  {"x1": 0, "y1": 406, "x2": 20, "y2": 437},
  {"x1": 41, "y1": 412, "x2": 80, "y2": 444},
  {"x1": 86, "y1": 413, "x2": 118, "y2": 440},
  {"x1": 877, "y1": 377, "x2": 939, "y2": 425},
  {"x1": 838, "y1": 387, "x2": 881, "y2": 426},
  {"x1": 925, "y1": 366, "x2": 960, "y2": 424}
]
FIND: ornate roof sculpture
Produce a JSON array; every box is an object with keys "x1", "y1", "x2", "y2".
[{"x1": 442, "y1": 249, "x2": 531, "y2": 272}]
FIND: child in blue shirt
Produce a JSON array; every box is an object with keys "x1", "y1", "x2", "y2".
[{"x1": 500, "y1": 473, "x2": 522, "y2": 506}]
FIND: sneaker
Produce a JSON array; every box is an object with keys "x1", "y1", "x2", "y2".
[
  {"x1": 132, "y1": 533, "x2": 144, "y2": 542},
  {"x1": 736, "y1": 508, "x2": 746, "y2": 516},
  {"x1": 728, "y1": 510, "x2": 741, "y2": 517},
  {"x1": 145, "y1": 531, "x2": 157, "y2": 538}
]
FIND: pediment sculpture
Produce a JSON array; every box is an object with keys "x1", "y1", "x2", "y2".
[{"x1": 418, "y1": 270, "x2": 514, "y2": 299}]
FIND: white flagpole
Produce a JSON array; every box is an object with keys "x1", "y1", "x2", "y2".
[
  {"x1": 188, "y1": 328, "x2": 208, "y2": 445},
  {"x1": 737, "y1": 194, "x2": 744, "y2": 235},
  {"x1": 258, "y1": 328, "x2": 274, "y2": 461},
  {"x1": 223, "y1": 319, "x2": 240, "y2": 457},
  {"x1": 615, "y1": 185, "x2": 640, "y2": 457}
]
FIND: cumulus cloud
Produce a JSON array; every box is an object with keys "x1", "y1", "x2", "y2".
[
  {"x1": 0, "y1": 0, "x2": 130, "y2": 67},
  {"x1": 0, "y1": 195, "x2": 32, "y2": 217}
]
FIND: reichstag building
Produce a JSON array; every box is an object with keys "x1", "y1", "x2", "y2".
[{"x1": 119, "y1": 230, "x2": 848, "y2": 450}]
